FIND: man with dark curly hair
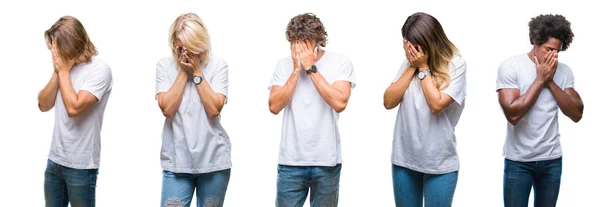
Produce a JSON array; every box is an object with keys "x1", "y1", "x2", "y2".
[
  {"x1": 268, "y1": 13, "x2": 356, "y2": 207},
  {"x1": 496, "y1": 14, "x2": 584, "y2": 206}
]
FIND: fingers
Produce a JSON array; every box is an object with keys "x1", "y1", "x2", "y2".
[{"x1": 533, "y1": 56, "x2": 540, "y2": 67}]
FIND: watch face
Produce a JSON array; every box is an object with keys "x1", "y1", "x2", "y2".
[
  {"x1": 193, "y1": 76, "x2": 201, "y2": 83},
  {"x1": 418, "y1": 71, "x2": 425, "y2": 79}
]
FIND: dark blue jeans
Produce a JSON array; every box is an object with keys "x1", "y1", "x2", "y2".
[
  {"x1": 160, "y1": 169, "x2": 231, "y2": 207},
  {"x1": 504, "y1": 157, "x2": 562, "y2": 207},
  {"x1": 44, "y1": 159, "x2": 98, "y2": 207},
  {"x1": 276, "y1": 164, "x2": 342, "y2": 207},
  {"x1": 392, "y1": 165, "x2": 458, "y2": 207}
]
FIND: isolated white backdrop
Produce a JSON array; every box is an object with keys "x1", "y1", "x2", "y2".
[{"x1": 0, "y1": 0, "x2": 597, "y2": 206}]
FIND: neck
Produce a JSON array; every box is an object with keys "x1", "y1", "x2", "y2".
[{"x1": 527, "y1": 48, "x2": 536, "y2": 63}]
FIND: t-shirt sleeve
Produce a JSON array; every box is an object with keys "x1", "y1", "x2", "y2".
[
  {"x1": 441, "y1": 58, "x2": 467, "y2": 105},
  {"x1": 80, "y1": 65, "x2": 112, "y2": 101},
  {"x1": 564, "y1": 65, "x2": 575, "y2": 89},
  {"x1": 268, "y1": 60, "x2": 286, "y2": 90},
  {"x1": 496, "y1": 59, "x2": 519, "y2": 90},
  {"x1": 335, "y1": 56, "x2": 356, "y2": 89},
  {"x1": 211, "y1": 59, "x2": 229, "y2": 104},
  {"x1": 155, "y1": 60, "x2": 172, "y2": 99},
  {"x1": 392, "y1": 60, "x2": 410, "y2": 82}
]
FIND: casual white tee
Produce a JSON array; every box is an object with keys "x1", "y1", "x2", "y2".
[
  {"x1": 268, "y1": 50, "x2": 356, "y2": 166},
  {"x1": 48, "y1": 56, "x2": 113, "y2": 169},
  {"x1": 496, "y1": 53, "x2": 574, "y2": 162},
  {"x1": 391, "y1": 56, "x2": 467, "y2": 174},
  {"x1": 156, "y1": 55, "x2": 231, "y2": 174}
]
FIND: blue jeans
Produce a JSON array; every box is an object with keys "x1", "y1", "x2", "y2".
[
  {"x1": 504, "y1": 157, "x2": 562, "y2": 207},
  {"x1": 276, "y1": 164, "x2": 342, "y2": 207},
  {"x1": 160, "y1": 169, "x2": 231, "y2": 207},
  {"x1": 44, "y1": 159, "x2": 98, "y2": 207},
  {"x1": 392, "y1": 165, "x2": 458, "y2": 207}
]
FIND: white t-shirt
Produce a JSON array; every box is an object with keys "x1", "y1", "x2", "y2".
[
  {"x1": 48, "y1": 56, "x2": 113, "y2": 169},
  {"x1": 268, "y1": 50, "x2": 356, "y2": 166},
  {"x1": 496, "y1": 53, "x2": 574, "y2": 162},
  {"x1": 156, "y1": 55, "x2": 231, "y2": 174},
  {"x1": 391, "y1": 56, "x2": 467, "y2": 174}
]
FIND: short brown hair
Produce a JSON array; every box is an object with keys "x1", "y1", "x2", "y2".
[
  {"x1": 45, "y1": 16, "x2": 97, "y2": 64},
  {"x1": 285, "y1": 13, "x2": 328, "y2": 47}
]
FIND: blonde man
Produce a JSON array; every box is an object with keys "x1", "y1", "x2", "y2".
[
  {"x1": 156, "y1": 13, "x2": 231, "y2": 207},
  {"x1": 38, "y1": 16, "x2": 113, "y2": 207}
]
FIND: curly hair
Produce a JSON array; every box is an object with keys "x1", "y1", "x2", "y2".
[
  {"x1": 529, "y1": 14, "x2": 574, "y2": 51},
  {"x1": 286, "y1": 13, "x2": 328, "y2": 47}
]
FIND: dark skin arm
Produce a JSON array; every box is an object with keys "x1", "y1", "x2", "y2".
[
  {"x1": 498, "y1": 51, "x2": 557, "y2": 125},
  {"x1": 547, "y1": 81, "x2": 583, "y2": 122}
]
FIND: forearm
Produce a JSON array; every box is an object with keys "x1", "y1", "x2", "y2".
[
  {"x1": 57, "y1": 71, "x2": 84, "y2": 116},
  {"x1": 159, "y1": 71, "x2": 188, "y2": 118},
  {"x1": 195, "y1": 81, "x2": 224, "y2": 118},
  {"x1": 269, "y1": 71, "x2": 300, "y2": 114},
  {"x1": 547, "y1": 81, "x2": 583, "y2": 122},
  {"x1": 420, "y1": 75, "x2": 445, "y2": 113},
  {"x1": 308, "y1": 71, "x2": 349, "y2": 113},
  {"x1": 504, "y1": 79, "x2": 545, "y2": 124},
  {"x1": 384, "y1": 67, "x2": 415, "y2": 109},
  {"x1": 38, "y1": 72, "x2": 60, "y2": 112}
]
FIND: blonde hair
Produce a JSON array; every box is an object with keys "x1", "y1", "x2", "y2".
[
  {"x1": 44, "y1": 16, "x2": 97, "y2": 65},
  {"x1": 169, "y1": 13, "x2": 211, "y2": 66},
  {"x1": 402, "y1": 12, "x2": 459, "y2": 90}
]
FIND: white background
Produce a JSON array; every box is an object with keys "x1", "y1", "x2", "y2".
[{"x1": 0, "y1": 0, "x2": 597, "y2": 206}]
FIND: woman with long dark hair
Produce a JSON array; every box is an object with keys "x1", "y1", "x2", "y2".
[{"x1": 383, "y1": 12, "x2": 467, "y2": 207}]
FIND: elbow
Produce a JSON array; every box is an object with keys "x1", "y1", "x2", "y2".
[
  {"x1": 333, "y1": 101, "x2": 348, "y2": 113},
  {"x1": 161, "y1": 109, "x2": 175, "y2": 119},
  {"x1": 507, "y1": 116, "x2": 520, "y2": 125},
  {"x1": 269, "y1": 104, "x2": 281, "y2": 115},
  {"x1": 207, "y1": 109, "x2": 221, "y2": 119},
  {"x1": 66, "y1": 108, "x2": 82, "y2": 118},
  {"x1": 383, "y1": 99, "x2": 398, "y2": 110},
  {"x1": 38, "y1": 103, "x2": 53, "y2": 112},
  {"x1": 571, "y1": 113, "x2": 582, "y2": 123},
  {"x1": 429, "y1": 105, "x2": 445, "y2": 114}
]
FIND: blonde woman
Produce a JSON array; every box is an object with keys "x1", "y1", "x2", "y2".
[
  {"x1": 156, "y1": 13, "x2": 231, "y2": 207},
  {"x1": 383, "y1": 12, "x2": 467, "y2": 207},
  {"x1": 38, "y1": 16, "x2": 113, "y2": 207}
]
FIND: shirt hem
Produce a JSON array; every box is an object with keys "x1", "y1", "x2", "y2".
[
  {"x1": 504, "y1": 154, "x2": 563, "y2": 162},
  {"x1": 162, "y1": 164, "x2": 232, "y2": 174},
  {"x1": 48, "y1": 157, "x2": 99, "y2": 170},
  {"x1": 392, "y1": 159, "x2": 458, "y2": 174},
  {"x1": 278, "y1": 161, "x2": 341, "y2": 167}
]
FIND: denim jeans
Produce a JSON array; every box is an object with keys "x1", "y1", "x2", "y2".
[
  {"x1": 276, "y1": 164, "x2": 342, "y2": 207},
  {"x1": 392, "y1": 165, "x2": 458, "y2": 207},
  {"x1": 44, "y1": 159, "x2": 98, "y2": 207},
  {"x1": 504, "y1": 157, "x2": 562, "y2": 207},
  {"x1": 160, "y1": 169, "x2": 231, "y2": 207}
]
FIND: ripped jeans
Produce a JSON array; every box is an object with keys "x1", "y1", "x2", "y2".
[{"x1": 160, "y1": 169, "x2": 230, "y2": 207}]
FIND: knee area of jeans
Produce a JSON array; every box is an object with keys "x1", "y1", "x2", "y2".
[
  {"x1": 202, "y1": 197, "x2": 222, "y2": 207},
  {"x1": 164, "y1": 198, "x2": 185, "y2": 207}
]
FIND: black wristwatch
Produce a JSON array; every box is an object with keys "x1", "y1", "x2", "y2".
[
  {"x1": 306, "y1": 65, "x2": 317, "y2": 74},
  {"x1": 193, "y1": 75, "x2": 204, "y2": 85}
]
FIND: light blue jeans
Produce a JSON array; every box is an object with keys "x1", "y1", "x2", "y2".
[
  {"x1": 392, "y1": 165, "x2": 458, "y2": 207},
  {"x1": 160, "y1": 169, "x2": 231, "y2": 207},
  {"x1": 44, "y1": 159, "x2": 98, "y2": 207},
  {"x1": 276, "y1": 164, "x2": 342, "y2": 207}
]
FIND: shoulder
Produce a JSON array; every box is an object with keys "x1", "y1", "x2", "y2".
[
  {"x1": 206, "y1": 54, "x2": 228, "y2": 70},
  {"x1": 275, "y1": 56, "x2": 293, "y2": 69},
  {"x1": 84, "y1": 56, "x2": 112, "y2": 77},
  {"x1": 451, "y1": 55, "x2": 466, "y2": 69},
  {"x1": 157, "y1": 56, "x2": 176, "y2": 69},
  {"x1": 325, "y1": 50, "x2": 352, "y2": 64},
  {"x1": 556, "y1": 62, "x2": 573, "y2": 75}
]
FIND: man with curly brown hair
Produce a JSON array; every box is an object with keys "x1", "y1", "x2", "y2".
[
  {"x1": 268, "y1": 13, "x2": 356, "y2": 207},
  {"x1": 496, "y1": 14, "x2": 584, "y2": 206}
]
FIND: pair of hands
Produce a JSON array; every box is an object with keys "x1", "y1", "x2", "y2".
[
  {"x1": 403, "y1": 40, "x2": 429, "y2": 71},
  {"x1": 534, "y1": 50, "x2": 558, "y2": 84},
  {"x1": 176, "y1": 46, "x2": 202, "y2": 76},
  {"x1": 291, "y1": 40, "x2": 317, "y2": 72},
  {"x1": 51, "y1": 43, "x2": 75, "y2": 73}
]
